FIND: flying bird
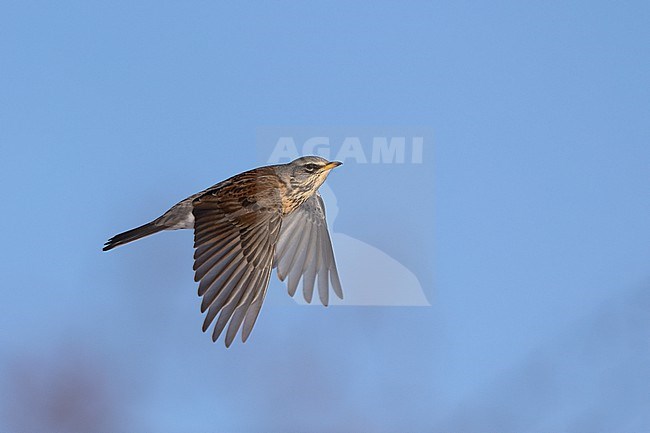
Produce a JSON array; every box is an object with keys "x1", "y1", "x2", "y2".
[{"x1": 103, "y1": 156, "x2": 343, "y2": 347}]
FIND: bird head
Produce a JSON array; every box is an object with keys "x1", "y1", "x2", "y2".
[{"x1": 286, "y1": 156, "x2": 342, "y2": 196}]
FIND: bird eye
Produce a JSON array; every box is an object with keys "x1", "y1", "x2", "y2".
[{"x1": 304, "y1": 163, "x2": 319, "y2": 172}]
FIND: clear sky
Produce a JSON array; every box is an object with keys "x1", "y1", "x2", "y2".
[{"x1": 1, "y1": 1, "x2": 649, "y2": 432}]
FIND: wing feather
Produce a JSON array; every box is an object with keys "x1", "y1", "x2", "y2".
[
  {"x1": 276, "y1": 217, "x2": 306, "y2": 280},
  {"x1": 191, "y1": 175, "x2": 282, "y2": 346},
  {"x1": 274, "y1": 193, "x2": 343, "y2": 305},
  {"x1": 241, "y1": 267, "x2": 272, "y2": 342}
]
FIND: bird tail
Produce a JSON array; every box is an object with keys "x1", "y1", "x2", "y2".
[{"x1": 103, "y1": 221, "x2": 165, "y2": 251}]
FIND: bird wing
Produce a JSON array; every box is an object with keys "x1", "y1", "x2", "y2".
[
  {"x1": 192, "y1": 179, "x2": 282, "y2": 347},
  {"x1": 274, "y1": 193, "x2": 343, "y2": 306}
]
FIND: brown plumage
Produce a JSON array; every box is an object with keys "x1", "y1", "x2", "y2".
[{"x1": 104, "y1": 156, "x2": 343, "y2": 347}]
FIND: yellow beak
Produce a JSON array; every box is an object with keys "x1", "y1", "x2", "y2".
[{"x1": 322, "y1": 161, "x2": 343, "y2": 171}]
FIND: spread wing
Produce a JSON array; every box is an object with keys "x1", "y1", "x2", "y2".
[
  {"x1": 192, "y1": 175, "x2": 282, "y2": 347},
  {"x1": 274, "y1": 193, "x2": 343, "y2": 306}
]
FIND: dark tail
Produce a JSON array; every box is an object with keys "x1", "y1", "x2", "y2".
[{"x1": 103, "y1": 221, "x2": 165, "y2": 251}]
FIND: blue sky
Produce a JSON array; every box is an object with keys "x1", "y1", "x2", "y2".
[{"x1": 1, "y1": 1, "x2": 649, "y2": 432}]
